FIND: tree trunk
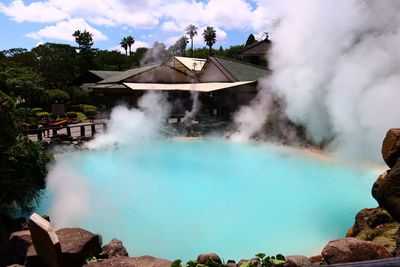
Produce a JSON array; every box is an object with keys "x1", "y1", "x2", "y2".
[
  {"x1": 191, "y1": 38, "x2": 194, "y2": 57},
  {"x1": 209, "y1": 45, "x2": 212, "y2": 56}
]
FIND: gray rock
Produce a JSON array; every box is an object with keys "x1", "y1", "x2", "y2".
[{"x1": 102, "y1": 238, "x2": 128, "y2": 258}]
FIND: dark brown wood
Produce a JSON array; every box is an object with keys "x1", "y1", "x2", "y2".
[{"x1": 80, "y1": 126, "x2": 85, "y2": 136}]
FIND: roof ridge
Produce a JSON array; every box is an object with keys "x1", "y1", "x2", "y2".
[
  {"x1": 213, "y1": 56, "x2": 268, "y2": 70},
  {"x1": 239, "y1": 39, "x2": 271, "y2": 53}
]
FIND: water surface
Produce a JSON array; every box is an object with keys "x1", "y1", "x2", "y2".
[{"x1": 38, "y1": 139, "x2": 380, "y2": 261}]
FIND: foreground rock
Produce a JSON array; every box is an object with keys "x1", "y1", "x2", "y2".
[
  {"x1": 372, "y1": 161, "x2": 400, "y2": 222},
  {"x1": 284, "y1": 255, "x2": 311, "y2": 266},
  {"x1": 84, "y1": 255, "x2": 171, "y2": 267},
  {"x1": 349, "y1": 207, "x2": 399, "y2": 255},
  {"x1": 26, "y1": 228, "x2": 102, "y2": 267},
  {"x1": 102, "y1": 238, "x2": 128, "y2": 258},
  {"x1": 382, "y1": 128, "x2": 400, "y2": 168},
  {"x1": 321, "y1": 237, "x2": 391, "y2": 264},
  {"x1": 197, "y1": 253, "x2": 222, "y2": 264}
]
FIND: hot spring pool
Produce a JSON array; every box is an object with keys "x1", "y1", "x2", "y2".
[{"x1": 38, "y1": 139, "x2": 381, "y2": 261}]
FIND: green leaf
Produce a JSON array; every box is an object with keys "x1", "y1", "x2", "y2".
[
  {"x1": 171, "y1": 259, "x2": 182, "y2": 267},
  {"x1": 275, "y1": 254, "x2": 285, "y2": 261},
  {"x1": 256, "y1": 253, "x2": 266, "y2": 260}
]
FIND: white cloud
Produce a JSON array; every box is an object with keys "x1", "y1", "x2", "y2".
[
  {"x1": 0, "y1": 0, "x2": 68, "y2": 23},
  {"x1": 1, "y1": 0, "x2": 269, "y2": 45},
  {"x1": 26, "y1": 18, "x2": 108, "y2": 42},
  {"x1": 160, "y1": 21, "x2": 181, "y2": 32}
]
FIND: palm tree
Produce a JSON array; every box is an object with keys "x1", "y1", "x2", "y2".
[
  {"x1": 126, "y1": 35, "x2": 135, "y2": 56},
  {"x1": 203, "y1": 26, "x2": 216, "y2": 56},
  {"x1": 120, "y1": 37, "x2": 128, "y2": 55},
  {"x1": 185, "y1": 24, "x2": 198, "y2": 57}
]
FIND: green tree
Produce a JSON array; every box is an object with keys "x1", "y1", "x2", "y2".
[
  {"x1": 126, "y1": 36, "x2": 135, "y2": 56},
  {"x1": 203, "y1": 26, "x2": 217, "y2": 56},
  {"x1": 73, "y1": 30, "x2": 94, "y2": 51},
  {"x1": 73, "y1": 30, "x2": 95, "y2": 76},
  {"x1": 0, "y1": 90, "x2": 52, "y2": 214},
  {"x1": 169, "y1": 36, "x2": 189, "y2": 56},
  {"x1": 48, "y1": 89, "x2": 70, "y2": 104},
  {"x1": 185, "y1": 24, "x2": 198, "y2": 57},
  {"x1": 31, "y1": 43, "x2": 77, "y2": 89},
  {"x1": 120, "y1": 37, "x2": 128, "y2": 55},
  {"x1": 245, "y1": 34, "x2": 257, "y2": 46}
]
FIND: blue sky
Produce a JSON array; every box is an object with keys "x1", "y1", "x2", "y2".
[{"x1": 0, "y1": 0, "x2": 271, "y2": 52}]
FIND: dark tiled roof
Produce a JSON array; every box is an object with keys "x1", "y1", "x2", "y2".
[
  {"x1": 239, "y1": 39, "x2": 271, "y2": 56},
  {"x1": 98, "y1": 65, "x2": 160, "y2": 84},
  {"x1": 210, "y1": 57, "x2": 268, "y2": 81},
  {"x1": 88, "y1": 70, "x2": 122, "y2": 80}
]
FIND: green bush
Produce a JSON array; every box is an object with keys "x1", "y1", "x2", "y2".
[
  {"x1": 85, "y1": 110, "x2": 96, "y2": 118},
  {"x1": 76, "y1": 112, "x2": 87, "y2": 122},
  {"x1": 48, "y1": 89, "x2": 70, "y2": 103},
  {"x1": 15, "y1": 107, "x2": 34, "y2": 118},
  {"x1": 80, "y1": 104, "x2": 97, "y2": 113},
  {"x1": 31, "y1": 107, "x2": 43, "y2": 113},
  {"x1": 35, "y1": 111, "x2": 50, "y2": 118},
  {"x1": 66, "y1": 111, "x2": 78, "y2": 119}
]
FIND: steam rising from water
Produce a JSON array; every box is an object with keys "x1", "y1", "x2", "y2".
[
  {"x1": 183, "y1": 91, "x2": 201, "y2": 123},
  {"x1": 86, "y1": 92, "x2": 170, "y2": 149},
  {"x1": 46, "y1": 92, "x2": 170, "y2": 227},
  {"x1": 234, "y1": 0, "x2": 400, "y2": 161}
]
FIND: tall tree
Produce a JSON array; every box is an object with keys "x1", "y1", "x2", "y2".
[
  {"x1": 203, "y1": 26, "x2": 217, "y2": 56},
  {"x1": 72, "y1": 30, "x2": 94, "y2": 51},
  {"x1": 185, "y1": 24, "x2": 198, "y2": 57},
  {"x1": 73, "y1": 30, "x2": 95, "y2": 74},
  {"x1": 120, "y1": 37, "x2": 128, "y2": 55},
  {"x1": 245, "y1": 34, "x2": 257, "y2": 46},
  {"x1": 126, "y1": 36, "x2": 135, "y2": 56}
]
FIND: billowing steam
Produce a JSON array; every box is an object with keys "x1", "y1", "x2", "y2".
[
  {"x1": 46, "y1": 92, "x2": 170, "y2": 227},
  {"x1": 183, "y1": 90, "x2": 201, "y2": 123},
  {"x1": 234, "y1": 0, "x2": 400, "y2": 161},
  {"x1": 86, "y1": 92, "x2": 170, "y2": 149}
]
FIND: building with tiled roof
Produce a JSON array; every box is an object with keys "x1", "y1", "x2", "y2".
[{"x1": 238, "y1": 38, "x2": 271, "y2": 67}]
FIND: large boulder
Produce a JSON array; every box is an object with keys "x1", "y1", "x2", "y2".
[
  {"x1": 372, "y1": 161, "x2": 400, "y2": 222},
  {"x1": 197, "y1": 253, "x2": 222, "y2": 264},
  {"x1": 349, "y1": 207, "x2": 398, "y2": 255},
  {"x1": 84, "y1": 255, "x2": 171, "y2": 267},
  {"x1": 284, "y1": 255, "x2": 311, "y2": 266},
  {"x1": 382, "y1": 129, "x2": 400, "y2": 168},
  {"x1": 321, "y1": 237, "x2": 391, "y2": 264},
  {"x1": 26, "y1": 228, "x2": 102, "y2": 267},
  {"x1": 102, "y1": 238, "x2": 128, "y2": 258}
]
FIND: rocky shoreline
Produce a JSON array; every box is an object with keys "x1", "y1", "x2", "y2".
[{"x1": 3, "y1": 129, "x2": 400, "y2": 267}]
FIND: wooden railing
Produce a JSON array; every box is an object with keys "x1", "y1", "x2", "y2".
[{"x1": 26, "y1": 123, "x2": 107, "y2": 141}]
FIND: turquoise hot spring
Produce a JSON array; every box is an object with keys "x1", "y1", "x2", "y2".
[{"x1": 37, "y1": 139, "x2": 381, "y2": 261}]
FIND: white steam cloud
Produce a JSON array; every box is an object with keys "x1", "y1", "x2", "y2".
[
  {"x1": 46, "y1": 163, "x2": 91, "y2": 228},
  {"x1": 86, "y1": 92, "x2": 170, "y2": 149},
  {"x1": 235, "y1": 0, "x2": 400, "y2": 161},
  {"x1": 183, "y1": 90, "x2": 201, "y2": 123},
  {"x1": 46, "y1": 92, "x2": 170, "y2": 227}
]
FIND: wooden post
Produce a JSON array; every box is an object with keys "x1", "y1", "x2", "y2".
[
  {"x1": 37, "y1": 130, "x2": 42, "y2": 141},
  {"x1": 52, "y1": 128, "x2": 57, "y2": 136},
  {"x1": 80, "y1": 126, "x2": 85, "y2": 137},
  {"x1": 66, "y1": 126, "x2": 71, "y2": 136},
  {"x1": 103, "y1": 123, "x2": 107, "y2": 132},
  {"x1": 91, "y1": 124, "x2": 96, "y2": 136}
]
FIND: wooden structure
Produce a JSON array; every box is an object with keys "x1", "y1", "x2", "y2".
[{"x1": 28, "y1": 213, "x2": 62, "y2": 267}]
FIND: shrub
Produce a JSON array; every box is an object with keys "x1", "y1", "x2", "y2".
[
  {"x1": 66, "y1": 111, "x2": 78, "y2": 119},
  {"x1": 35, "y1": 111, "x2": 50, "y2": 118},
  {"x1": 48, "y1": 89, "x2": 70, "y2": 103},
  {"x1": 76, "y1": 112, "x2": 87, "y2": 122},
  {"x1": 80, "y1": 104, "x2": 97, "y2": 113},
  {"x1": 31, "y1": 107, "x2": 43, "y2": 113},
  {"x1": 85, "y1": 110, "x2": 96, "y2": 118}
]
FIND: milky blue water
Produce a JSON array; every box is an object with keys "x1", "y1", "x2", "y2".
[{"x1": 38, "y1": 139, "x2": 380, "y2": 261}]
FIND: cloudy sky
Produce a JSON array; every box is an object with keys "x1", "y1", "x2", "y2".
[{"x1": 0, "y1": 0, "x2": 271, "y2": 52}]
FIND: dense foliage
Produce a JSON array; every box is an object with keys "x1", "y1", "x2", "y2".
[{"x1": 0, "y1": 90, "x2": 52, "y2": 214}]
